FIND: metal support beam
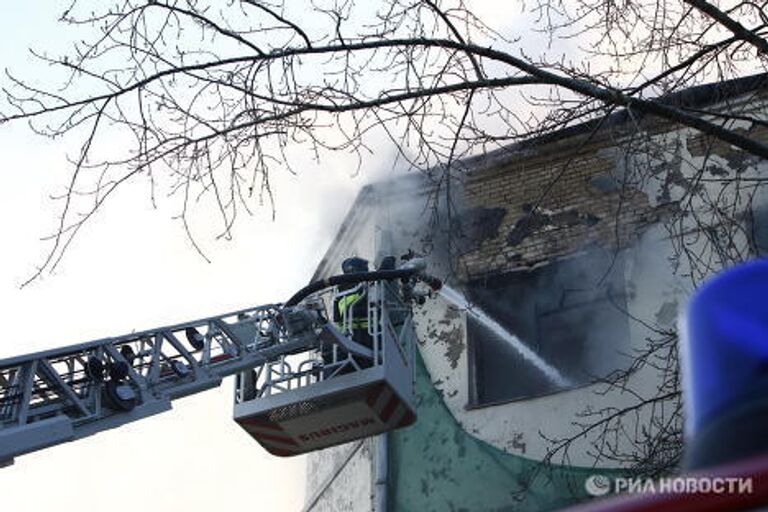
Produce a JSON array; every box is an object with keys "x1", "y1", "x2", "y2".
[{"x1": 0, "y1": 304, "x2": 307, "y2": 462}]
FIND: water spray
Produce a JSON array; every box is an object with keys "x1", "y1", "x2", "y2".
[{"x1": 439, "y1": 285, "x2": 570, "y2": 388}]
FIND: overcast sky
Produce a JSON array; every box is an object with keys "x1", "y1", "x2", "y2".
[
  {"x1": 0, "y1": 2, "x2": 526, "y2": 510},
  {"x1": 0, "y1": 4, "x2": 367, "y2": 510}
]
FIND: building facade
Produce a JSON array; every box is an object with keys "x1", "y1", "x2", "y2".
[{"x1": 302, "y1": 75, "x2": 768, "y2": 511}]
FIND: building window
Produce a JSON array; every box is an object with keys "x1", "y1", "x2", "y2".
[
  {"x1": 749, "y1": 202, "x2": 768, "y2": 257},
  {"x1": 467, "y1": 249, "x2": 631, "y2": 406}
]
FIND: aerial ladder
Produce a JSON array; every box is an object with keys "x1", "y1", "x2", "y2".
[{"x1": 0, "y1": 258, "x2": 441, "y2": 466}]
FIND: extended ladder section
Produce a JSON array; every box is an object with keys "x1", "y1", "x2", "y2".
[
  {"x1": 0, "y1": 263, "x2": 438, "y2": 465},
  {"x1": 0, "y1": 303, "x2": 297, "y2": 465}
]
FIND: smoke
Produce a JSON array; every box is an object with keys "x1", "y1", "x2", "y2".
[
  {"x1": 440, "y1": 284, "x2": 570, "y2": 387},
  {"x1": 363, "y1": 168, "x2": 638, "y2": 399}
]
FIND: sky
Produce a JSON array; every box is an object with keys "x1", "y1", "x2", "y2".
[
  {"x1": 0, "y1": 2, "x2": 526, "y2": 510},
  {"x1": 0, "y1": 4, "x2": 365, "y2": 511}
]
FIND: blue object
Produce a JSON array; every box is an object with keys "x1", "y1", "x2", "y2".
[{"x1": 683, "y1": 258, "x2": 768, "y2": 468}]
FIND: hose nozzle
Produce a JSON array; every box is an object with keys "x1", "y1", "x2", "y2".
[{"x1": 420, "y1": 274, "x2": 442, "y2": 291}]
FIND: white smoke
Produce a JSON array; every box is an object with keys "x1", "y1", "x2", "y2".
[{"x1": 439, "y1": 284, "x2": 571, "y2": 388}]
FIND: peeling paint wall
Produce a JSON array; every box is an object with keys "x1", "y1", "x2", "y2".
[
  {"x1": 409, "y1": 104, "x2": 768, "y2": 466},
  {"x1": 457, "y1": 144, "x2": 653, "y2": 280},
  {"x1": 305, "y1": 89, "x2": 768, "y2": 510}
]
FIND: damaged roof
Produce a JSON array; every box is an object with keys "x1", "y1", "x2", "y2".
[{"x1": 311, "y1": 73, "x2": 768, "y2": 279}]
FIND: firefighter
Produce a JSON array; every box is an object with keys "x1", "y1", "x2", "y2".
[
  {"x1": 335, "y1": 257, "x2": 372, "y2": 346},
  {"x1": 323, "y1": 257, "x2": 372, "y2": 376}
]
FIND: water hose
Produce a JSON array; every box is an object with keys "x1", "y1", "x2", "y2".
[{"x1": 285, "y1": 268, "x2": 437, "y2": 307}]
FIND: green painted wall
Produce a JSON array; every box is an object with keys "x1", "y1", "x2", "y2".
[{"x1": 389, "y1": 353, "x2": 624, "y2": 511}]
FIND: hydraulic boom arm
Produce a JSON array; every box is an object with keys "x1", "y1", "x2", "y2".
[
  {"x1": 0, "y1": 303, "x2": 304, "y2": 466},
  {"x1": 0, "y1": 260, "x2": 440, "y2": 466}
]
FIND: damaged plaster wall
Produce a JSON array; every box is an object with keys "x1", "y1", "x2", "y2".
[
  {"x1": 456, "y1": 149, "x2": 651, "y2": 280},
  {"x1": 304, "y1": 84, "x2": 768, "y2": 507},
  {"x1": 407, "y1": 91, "x2": 768, "y2": 467}
]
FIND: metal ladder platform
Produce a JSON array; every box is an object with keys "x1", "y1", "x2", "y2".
[
  {"x1": 233, "y1": 280, "x2": 417, "y2": 456},
  {"x1": 0, "y1": 275, "x2": 420, "y2": 464}
]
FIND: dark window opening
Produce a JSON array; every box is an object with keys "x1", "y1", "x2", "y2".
[
  {"x1": 467, "y1": 248, "x2": 631, "y2": 406},
  {"x1": 749, "y1": 203, "x2": 768, "y2": 257}
]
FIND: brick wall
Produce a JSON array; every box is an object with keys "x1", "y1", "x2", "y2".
[
  {"x1": 457, "y1": 137, "x2": 653, "y2": 280},
  {"x1": 453, "y1": 90, "x2": 768, "y2": 281}
]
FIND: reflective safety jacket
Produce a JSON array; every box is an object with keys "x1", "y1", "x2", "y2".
[{"x1": 334, "y1": 290, "x2": 369, "y2": 331}]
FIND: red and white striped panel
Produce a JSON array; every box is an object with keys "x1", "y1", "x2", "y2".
[
  {"x1": 235, "y1": 381, "x2": 416, "y2": 456},
  {"x1": 236, "y1": 416, "x2": 302, "y2": 457},
  {"x1": 365, "y1": 382, "x2": 416, "y2": 430}
]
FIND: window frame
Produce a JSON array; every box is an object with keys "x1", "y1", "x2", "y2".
[{"x1": 465, "y1": 250, "x2": 630, "y2": 409}]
